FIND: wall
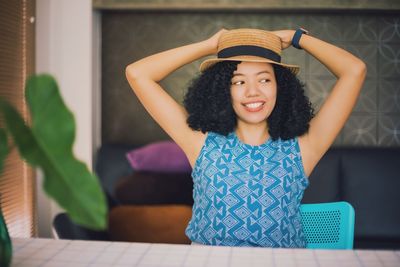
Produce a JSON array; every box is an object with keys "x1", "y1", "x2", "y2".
[
  {"x1": 102, "y1": 12, "x2": 400, "y2": 147},
  {"x1": 35, "y1": 0, "x2": 100, "y2": 237}
]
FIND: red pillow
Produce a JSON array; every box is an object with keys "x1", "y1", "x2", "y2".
[{"x1": 125, "y1": 141, "x2": 192, "y2": 173}]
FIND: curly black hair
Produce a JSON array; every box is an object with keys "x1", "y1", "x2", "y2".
[{"x1": 183, "y1": 61, "x2": 314, "y2": 141}]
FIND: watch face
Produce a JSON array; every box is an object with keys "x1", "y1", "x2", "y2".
[{"x1": 299, "y1": 27, "x2": 309, "y2": 34}]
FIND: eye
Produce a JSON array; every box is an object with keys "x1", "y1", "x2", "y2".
[
  {"x1": 231, "y1": 81, "x2": 244, "y2": 86},
  {"x1": 260, "y1": 79, "x2": 270, "y2": 83}
]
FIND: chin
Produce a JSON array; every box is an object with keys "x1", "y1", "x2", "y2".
[{"x1": 238, "y1": 114, "x2": 269, "y2": 125}]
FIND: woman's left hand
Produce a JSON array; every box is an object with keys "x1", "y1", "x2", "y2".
[{"x1": 271, "y1": 30, "x2": 296, "y2": 50}]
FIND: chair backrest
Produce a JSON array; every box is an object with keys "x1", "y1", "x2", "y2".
[{"x1": 300, "y1": 201, "x2": 355, "y2": 249}]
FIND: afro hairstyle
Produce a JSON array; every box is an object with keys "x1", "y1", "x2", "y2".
[{"x1": 183, "y1": 61, "x2": 314, "y2": 140}]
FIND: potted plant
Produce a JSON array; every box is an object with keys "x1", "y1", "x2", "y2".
[{"x1": 0, "y1": 74, "x2": 107, "y2": 267}]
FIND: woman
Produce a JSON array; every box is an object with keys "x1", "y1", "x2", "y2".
[{"x1": 125, "y1": 28, "x2": 366, "y2": 247}]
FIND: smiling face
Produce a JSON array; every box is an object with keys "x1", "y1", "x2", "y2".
[{"x1": 230, "y1": 61, "x2": 277, "y2": 128}]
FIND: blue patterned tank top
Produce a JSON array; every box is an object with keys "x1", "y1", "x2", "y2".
[{"x1": 185, "y1": 131, "x2": 309, "y2": 247}]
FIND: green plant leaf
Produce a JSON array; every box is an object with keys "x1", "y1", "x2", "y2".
[
  {"x1": 0, "y1": 74, "x2": 107, "y2": 230},
  {"x1": 0, "y1": 128, "x2": 9, "y2": 174}
]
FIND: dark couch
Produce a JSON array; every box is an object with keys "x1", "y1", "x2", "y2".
[{"x1": 95, "y1": 144, "x2": 400, "y2": 249}]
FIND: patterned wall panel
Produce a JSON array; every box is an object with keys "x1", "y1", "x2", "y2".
[{"x1": 102, "y1": 12, "x2": 400, "y2": 147}]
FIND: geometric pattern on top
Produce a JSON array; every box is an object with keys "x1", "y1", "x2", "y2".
[{"x1": 185, "y1": 132, "x2": 309, "y2": 247}]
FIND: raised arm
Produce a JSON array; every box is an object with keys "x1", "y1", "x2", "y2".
[
  {"x1": 125, "y1": 30, "x2": 226, "y2": 166},
  {"x1": 274, "y1": 30, "x2": 367, "y2": 176}
]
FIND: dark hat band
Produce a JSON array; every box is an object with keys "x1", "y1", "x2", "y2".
[{"x1": 218, "y1": 45, "x2": 281, "y2": 63}]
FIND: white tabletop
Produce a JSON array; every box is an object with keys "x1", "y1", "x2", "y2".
[{"x1": 11, "y1": 238, "x2": 400, "y2": 267}]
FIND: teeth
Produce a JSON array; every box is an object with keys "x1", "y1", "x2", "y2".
[{"x1": 245, "y1": 102, "x2": 263, "y2": 108}]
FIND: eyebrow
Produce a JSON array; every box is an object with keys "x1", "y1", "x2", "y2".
[{"x1": 232, "y1": 70, "x2": 271, "y2": 77}]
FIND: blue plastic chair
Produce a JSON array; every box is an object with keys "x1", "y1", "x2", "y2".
[{"x1": 300, "y1": 201, "x2": 355, "y2": 249}]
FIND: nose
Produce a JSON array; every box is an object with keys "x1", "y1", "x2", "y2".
[{"x1": 245, "y1": 79, "x2": 260, "y2": 97}]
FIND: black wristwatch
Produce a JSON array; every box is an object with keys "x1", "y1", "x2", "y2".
[{"x1": 292, "y1": 28, "x2": 309, "y2": 49}]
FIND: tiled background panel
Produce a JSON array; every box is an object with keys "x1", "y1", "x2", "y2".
[
  {"x1": 378, "y1": 114, "x2": 400, "y2": 146},
  {"x1": 341, "y1": 113, "x2": 378, "y2": 146},
  {"x1": 379, "y1": 79, "x2": 400, "y2": 113},
  {"x1": 102, "y1": 12, "x2": 400, "y2": 147}
]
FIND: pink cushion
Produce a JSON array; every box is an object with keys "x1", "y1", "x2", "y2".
[{"x1": 125, "y1": 141, "x2": 192, "y2": 173}]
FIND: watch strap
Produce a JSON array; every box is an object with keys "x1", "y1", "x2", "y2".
[{"x1": 292, "y1": 28, "x2": 308, "y2": 49}]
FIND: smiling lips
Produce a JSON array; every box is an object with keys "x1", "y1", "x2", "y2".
[{"x1": 242, "y1": 101, "x2": 266, "y2": 112}]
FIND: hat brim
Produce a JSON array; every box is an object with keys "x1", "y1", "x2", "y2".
[{"x1": 199, "y1": 56, "x2": 300, "y2": 75}]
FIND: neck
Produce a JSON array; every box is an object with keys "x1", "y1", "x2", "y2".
[{"x1": 235, "y1": 121, "x2": 270, "y2": 146}]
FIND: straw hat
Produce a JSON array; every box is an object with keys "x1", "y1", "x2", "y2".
[{"x1": 199, "y1": 28, "x2": 300, "y2": 75}]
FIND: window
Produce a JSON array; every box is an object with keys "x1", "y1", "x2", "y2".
[{"x1": 0, "y1": 0, "x2": 36, "y2": 237}]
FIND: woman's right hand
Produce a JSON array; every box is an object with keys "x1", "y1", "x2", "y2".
[{"x1": 204, "y1": 28, "x2": 228, "y2": 54}]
